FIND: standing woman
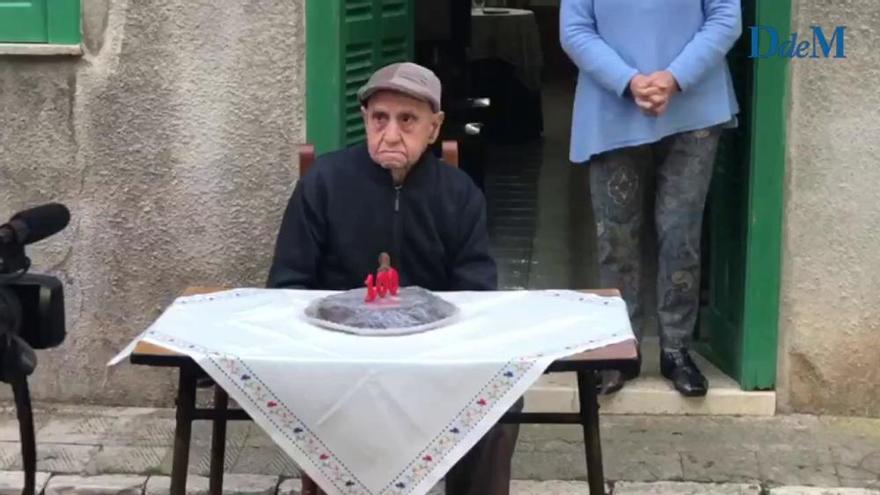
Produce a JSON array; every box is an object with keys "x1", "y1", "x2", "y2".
[{"x1": 560, "y1": 0, "x2": 742, "y2": 396}]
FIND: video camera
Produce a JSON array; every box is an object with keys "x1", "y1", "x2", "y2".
[{"x1": 0, "y1": 203, "x2": 69, "y2": 495}]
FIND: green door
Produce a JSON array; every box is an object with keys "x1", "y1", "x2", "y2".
[
  {"x1": 0, "y1": 0, "x2": 47, "y2": 42},
  {"x1": 704, "y1": 0, "x2": 791, "y2": 390},
  {"x1": 306, "y1": 0, "x2": 415, "y2": 155}
]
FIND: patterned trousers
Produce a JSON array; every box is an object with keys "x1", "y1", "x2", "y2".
[{"x1": 589, "y1": 127, "x2": 722, "y2": 351}]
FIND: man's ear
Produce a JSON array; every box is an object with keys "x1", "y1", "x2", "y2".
[
  {"x1": 361, "y1": 105, "x2": 369, "y2": 126},
  {"x1": 428, "y1": 111, "x2": 445, "y2": 144}
]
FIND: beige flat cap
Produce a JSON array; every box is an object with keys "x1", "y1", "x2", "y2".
[{"x1": 358, "y1": 62, "x2": 442, "y2": 112}]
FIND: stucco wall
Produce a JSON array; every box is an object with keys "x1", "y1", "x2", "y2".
[
  {"x1": 0, "y1": 0, "x2": 305, "y2": 405},
  {"x1": 3, "y1": 0, "x2": 878, "y2": 416},
  {"x1": 779, "y1": 0, "x2": 880, "y2": 416}
]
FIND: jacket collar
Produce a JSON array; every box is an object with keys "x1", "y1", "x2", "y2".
[{"x1": 357, "y1": 143, "x2": 435, "y2": 188}]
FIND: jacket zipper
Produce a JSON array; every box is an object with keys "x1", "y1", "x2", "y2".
[{"x1": 392, "y1": 186, "x2": 402, "y2": 276}]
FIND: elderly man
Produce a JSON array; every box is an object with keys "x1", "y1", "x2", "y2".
[{"x1": 267, "y1": 62, "x2": 519, "y2": 495}]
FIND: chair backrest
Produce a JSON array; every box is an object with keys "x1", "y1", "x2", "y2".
[{"x1": 298, "y1": 141, "x2": 459, "y2": 177}]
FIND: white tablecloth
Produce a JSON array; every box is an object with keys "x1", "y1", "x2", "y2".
[
  {"x1": 110, "y1": 289, "x2": 633, "y2": 495},
  {"x1": 470, "y1": 8, "x2": 544, "y2": 90}
]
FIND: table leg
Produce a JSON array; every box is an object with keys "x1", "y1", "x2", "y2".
[
  {"x1": 210, "y1": 387, "x2": 229, "y2": 495},
  {"x1": 171, "y1": 365, "x2": 198, "y2": 495},
  {"x1": 577, "y1": 370, "x2": 605, "y2": 494}
]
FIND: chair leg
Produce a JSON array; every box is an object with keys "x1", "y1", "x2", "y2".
[
  {"x1": 171, "y1": 365, "x2": 198, "y2": 495},
  {"x1": 577, "y1": 370, "x2": 606, "y2": 495},
  {"x1": 209, "y1": 387, "x2": 229, "y2": 495}
]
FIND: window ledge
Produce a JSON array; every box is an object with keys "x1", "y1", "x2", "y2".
[{"x1": 0, "y1": 43, "x2": 82, "y2": 56}]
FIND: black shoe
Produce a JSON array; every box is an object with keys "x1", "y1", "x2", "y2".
[
  {"x1": 660, "y1": 349, "x2": 708, "y2": 397},
  {"x1": 596, "y1": 370, "x2": 626, "y2": 395},
  {"x1": 595, "y1": 347, "x2": 642, "y2": 395}
]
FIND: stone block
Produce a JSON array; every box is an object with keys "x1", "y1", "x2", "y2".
[
  {"x1": 95, "y1": 447, "x2": 169, "y2": 475},
  {"x1": 604, "y1": 444, "x2": 685, "y2": 482},
  {"x1": 831, "y1": 447, "x2": 880, "y2": 484},
  {"x1": 0, "y1": 444, "x2": 22, "y2": 470},
  {"x1": 0, "y1": 415, "x2": 48, "y2": 443},
  {"x1": 38, "y1": 416, "x2": 122, "y2": 445},
  {"x1": 5, "y1": 444, "x2": 99, "y2": 474},
  {"x1": 511, "y1": 480, "x2": 592, "y2": 494},
  {"x1": 681, "y1": 449, "x2": 760, "y2": 483},
  {"x1": 189, "y1": 422, "x2": 251, "y2": 448},
  {"x1": 145, "y1": 474, "x2": 278, "y2": 495},
  {"x1": 757, "y1": 446, "x2": 839, "y2": 487},
  {"x1": 157, "y1": 447, "x2": 230, "y2": 477},
  {"x1": 513, "y1": 449, "x2": 587, "y2": 481},
  {"x1": 614, "y1": 481, "x2": 762, "y2": 494},
  {"x1": 231, "y1": 446, "x2": 299, "y2": 477},
  {"x1": 44, "y1": 475, "x2": 147, "y2": 495},
  {"x1": 102, "y1": 417, "x2": 176, "y2": 447},
  {"x1": 769, "y1": 488, "x2": 880, "y2": 495},
  {"x1": 0, "y1": 471, "x2": 52, "y2": 494}
]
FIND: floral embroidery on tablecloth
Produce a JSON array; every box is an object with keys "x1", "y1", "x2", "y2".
[
  {"x1": 144, "y1": 307, "x2": 621, "y2": 495},
  {"x1": 383, "y1": 358, "x2": 535, "y2": 494},
  {"x1": 147, "y1": 330, "x2": 369, "y2": 495}
]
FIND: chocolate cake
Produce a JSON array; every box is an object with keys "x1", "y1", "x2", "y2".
[{"x1": 304, "y1": 286, "x2": 459, "y2": 335}]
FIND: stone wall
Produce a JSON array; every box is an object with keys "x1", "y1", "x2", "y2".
[
  {"x1": 0, "y1": 0, "x2": 306, "y2": 405},
  {"x1": 778, "y1": 0, "x2": 880, "y2": 416}
]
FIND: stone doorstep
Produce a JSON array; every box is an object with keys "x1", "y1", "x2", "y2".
[{"x1": 525, "y1": 337, "x2": 777, "y2": 417}]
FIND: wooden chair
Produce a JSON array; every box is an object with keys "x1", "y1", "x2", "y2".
[{"x1": 298, "y1": 140, "x2": 459, "y2": 177}]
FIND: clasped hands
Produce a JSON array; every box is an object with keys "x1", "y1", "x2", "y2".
[{"x1": 629, "y1": 71, "x2": 680, "y2": 117}]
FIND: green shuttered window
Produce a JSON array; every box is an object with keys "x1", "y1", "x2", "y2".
[
  {"x1": 307, "y1": 0, "x2": 415, "y2": 155},
  {"x1": 0, "y1": 0, "x2": 80, "y2": 44}
]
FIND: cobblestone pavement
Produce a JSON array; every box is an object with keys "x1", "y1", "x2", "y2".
[{"x1": 0, "y1": 404, "x2": 876, "y2": 494}]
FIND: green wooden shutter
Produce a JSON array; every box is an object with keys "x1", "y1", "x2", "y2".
[
  {"x1": 704, "y1": 0, "x2": 754, "y2": 384},
  {"x1": 0, "y1": 0, "x2": 48, "y2": 42},
  {"x1": 704, "y1": 0, "x2": 790, "y2": 390},
  {"x1": 307, "y1": 0, "x2": 415, "y2": 155},
  {"x1": 46, "y1": 0, "x2": 81, "y2": 44},
  {"x1": 0, "y1": 0, "x2": 79, "y2": 44}
]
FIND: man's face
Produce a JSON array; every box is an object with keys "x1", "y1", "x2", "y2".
[{"x1": 362, "y1": 91, "x2": 445, "y2": 172}]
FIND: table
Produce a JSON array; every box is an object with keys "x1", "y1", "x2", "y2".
[
  {"x1": 130, "y1": 287, "x2": 638, "y2": 495},
  {"x1": 470, "y1": 7, "x2": 543, "y2": 92},
  {"x1": 468, "y1": 8, "x2": 544, "y2": 143}
]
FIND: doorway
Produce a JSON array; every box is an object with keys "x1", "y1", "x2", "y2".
[{"x1": 303, "y1": 0, "x2": 790, "y2": 392}]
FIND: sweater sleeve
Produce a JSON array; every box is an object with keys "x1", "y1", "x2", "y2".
[
  {"x1": 448, "y1": 185, "x2": 498, "y2": 291},
  {"x1": 560, "y1": 0, "x2": 639, "y2": 97},
  {"x1": 265, "y1": 175, "x2": 326, "y2": 289},
  {"x1": 666, "y1": 0, "x2": 742, "y2": 91}
]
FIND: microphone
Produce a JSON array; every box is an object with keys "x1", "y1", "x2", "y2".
[{"x1": 0, "y1": 204, "x2": 71, "y2": 247}]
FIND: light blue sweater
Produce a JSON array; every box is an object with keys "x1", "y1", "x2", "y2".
[{"x1": 560, "y1": 0, "x2": 742, "y2": 163}]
